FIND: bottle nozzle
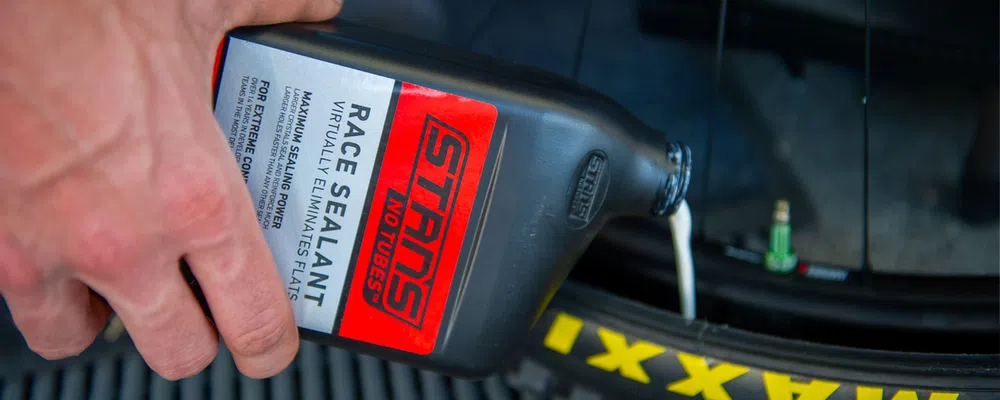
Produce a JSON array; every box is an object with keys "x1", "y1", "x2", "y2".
[{"x1": 652, "y1": 142, "x2": 693, "y2": 217}]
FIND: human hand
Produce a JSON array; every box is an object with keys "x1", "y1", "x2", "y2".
[{"x1": 0, "y1": 0, "x2": 341, "y2": 380}]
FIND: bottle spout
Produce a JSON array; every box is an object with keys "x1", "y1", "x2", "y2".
[{"x1": 651, "y1": 141, "x2": 693, "y2": 217}]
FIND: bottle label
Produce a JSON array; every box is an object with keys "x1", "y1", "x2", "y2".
[{"x1": 213, "y1": 36, "x2": 498, "y2": 354}]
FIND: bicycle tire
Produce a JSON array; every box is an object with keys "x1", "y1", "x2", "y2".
[{"x1": 504, "y1": 281, "x2": 998, "y2": 400}]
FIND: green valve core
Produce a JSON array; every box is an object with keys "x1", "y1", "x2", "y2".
[{"x1": 765, "y1": 200, "x2": 798, "y2": 274}]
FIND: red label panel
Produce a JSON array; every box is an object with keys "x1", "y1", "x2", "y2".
[{"x1": 338, "y1": 82, "x2": 498, "y2": 354}]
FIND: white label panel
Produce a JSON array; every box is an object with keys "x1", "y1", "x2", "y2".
[{"x1": 213, "y1": 37, "x2": 395, "y2": 333}]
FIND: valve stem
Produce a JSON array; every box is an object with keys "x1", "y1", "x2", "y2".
[{"x1": 765, "y1": 199, "x2": 798, "y2": 274}]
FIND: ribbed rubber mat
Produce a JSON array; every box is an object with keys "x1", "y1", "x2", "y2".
[{"x1": 0, "y1": 342, "x2": 538, "y2": 400}]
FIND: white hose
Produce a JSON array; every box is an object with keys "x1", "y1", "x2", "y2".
[{"x1": 668, "y1": 200, "x2": 696, "y2": 321}]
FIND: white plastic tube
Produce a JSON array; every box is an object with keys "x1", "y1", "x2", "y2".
[{"x1": 668, "y1": 200, "x2": 696, "y2": 321}]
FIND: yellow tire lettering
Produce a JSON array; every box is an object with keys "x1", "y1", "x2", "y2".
[
  {"x1": 543, "y1": 312, "x2": 584, "y2": 355},
  {"x1": 913, "y1": 393, "x2": 959, "y2": 400},
  {"x1": 666, "y1": 352, "x2": 750, "y2": 400},
  {"x1": 857, "y1": 387, "x2": 884, "y2": 400},
  {"x1": 926, "y1": 394, "x2": 960, "y2": 400},
  {"x1": 585, "y1": 327, "x2": 665, "y2": 384},
  {"x1": 763, "y1": 371, "x2": 840, "y2": 400},
  {"x1": 857, "y1": 387, "x2": 960, "y2": 400}
]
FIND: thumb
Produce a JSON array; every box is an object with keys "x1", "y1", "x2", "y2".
[{"x1": 226, "y1": 0, "x2": 343, "y2": 28}]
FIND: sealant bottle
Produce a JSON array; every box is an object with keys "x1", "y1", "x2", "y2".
[{"x1": 210, "y1": 19, "x2": 692, "y2": 378}]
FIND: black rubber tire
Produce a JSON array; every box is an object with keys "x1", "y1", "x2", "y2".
[{"x1": 501, "y1": 282, "x2": 999, "y2": 400}]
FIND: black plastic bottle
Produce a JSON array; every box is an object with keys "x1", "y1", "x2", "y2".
[{"x1": 210, "y1": 19, "x2": 692, "y2": 378}]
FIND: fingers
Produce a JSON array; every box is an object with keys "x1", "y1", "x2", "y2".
[
  {"x1": 55, "y1": 204, "x2": 220, "y2": 381},
  {"x1": 3, "y1": 278, "x2": 112, "y2": 360},
  {"x1": 39, "y1": 161, "x2": 222, "y2": 381},
  {"x1": 0, "y1": 232, "x2": 111, "y2": 359},
  {"x1": 163, "y1": 126, "x2": 298, "y2": 379},
  {"x1": 184, "y1": 216, "x2": 299, "y2": 379},
  {"x1": 95, "y1": 258, "x2": 219, "y2": 381}
]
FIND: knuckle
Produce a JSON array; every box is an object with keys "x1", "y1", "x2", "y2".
[
  {"x1": 161, "y1": 167, "x2": 231, "y2": 235},
  {"x1": 70, "y1": 225, "x2": 136, "y2": 275},
  {"x1": 227, "y1": 305, "x2": 290, "y2": 357}
]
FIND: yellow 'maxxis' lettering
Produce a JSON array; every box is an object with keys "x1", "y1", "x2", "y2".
[
  {"x1": 543, "y1": 312, "x2": 584, "y2": 355},
  {"x1": 763, "y1": 371, "x2": 840, "y2": 400},
  {"x1": 856, "y1": 387, "x2": 960, "y2": 400},
  {"x1": 541, "y1": 312, "x2": 964, "y2": 400},
  {"x1": 585, "y1": 327, "x2": 665, "y2": 384},
  {"x1": 667, "y1": 352, "x2": 750, "y2": 400}
]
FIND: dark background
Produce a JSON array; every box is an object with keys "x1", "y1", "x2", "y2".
[
  {"x1": 1, "y1": 0, "x2": 997, "y2": 398},
  {"x1": 340, "y1": 0, "x2": 999, "y2": 275}
]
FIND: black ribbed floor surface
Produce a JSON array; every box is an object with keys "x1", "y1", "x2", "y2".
[{"x1": 0, "y1": 342, "x2": 560, "y2": 400}]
